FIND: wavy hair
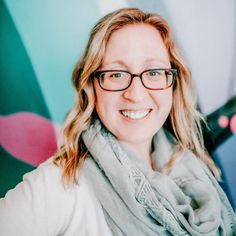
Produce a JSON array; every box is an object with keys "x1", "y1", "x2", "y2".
[{"x1": 54, "y1": 8, "x2": 219, "y2": 184}]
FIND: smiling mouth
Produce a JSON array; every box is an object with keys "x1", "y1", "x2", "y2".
[{"x1": 120, "y1": 109, "x2": 151, "y2": 120}]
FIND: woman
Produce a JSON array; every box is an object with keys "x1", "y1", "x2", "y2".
[{"x1": 0, "y1": 8, "x2": 235, "y2": 236}]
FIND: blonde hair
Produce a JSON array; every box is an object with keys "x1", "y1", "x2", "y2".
[{"x1": 54, "y1": 8, "x2": 219, "y2": 184}]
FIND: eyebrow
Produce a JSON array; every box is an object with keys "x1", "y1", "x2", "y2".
[
  {"x1": 101, "y1": 60, "x2": 128, "y2": 69},
  {"x1": 101, "y1": 58, "x2": 171, "y2": 70},
  {"x1": 143, "y1": 58, "x2": 170, "y2": 66}
]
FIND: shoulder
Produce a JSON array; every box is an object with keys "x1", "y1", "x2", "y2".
[
  {"x1": 13, "y1": 157, "x2": 88, "y2": 203},
  {"x1": 170, "y1": 150, "x2": 210, "y2": 180},
  {"x1": 0, "y1": 157, "x2": 111, "y2": 236}
]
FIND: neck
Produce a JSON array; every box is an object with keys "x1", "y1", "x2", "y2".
[{"x1": 120, "y1": 139, "x2": 153, "y2": 168}]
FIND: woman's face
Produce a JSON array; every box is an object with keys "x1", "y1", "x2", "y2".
[{"x1": 94, "y1": 24, "x2": 173, "y2": 147}]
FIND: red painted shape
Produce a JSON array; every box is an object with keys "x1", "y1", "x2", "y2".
[
  {"x1": 230, "y1": 114, "x2": 236, "y2": 134},
  {"x1": 0, "y1": 112, "x2": 60, "y2": 166},
  {"x1": 218, "y1": 115, "x2": 229, "y2": 128}
]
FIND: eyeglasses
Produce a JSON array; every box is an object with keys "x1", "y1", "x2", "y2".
[{"x1": 93, "y1": 68, "x2": 177, "y2": 91}]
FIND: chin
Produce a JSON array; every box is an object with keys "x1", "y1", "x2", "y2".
[{"x1": 115, "y1": 128, "x2": 155, "y2": 144}]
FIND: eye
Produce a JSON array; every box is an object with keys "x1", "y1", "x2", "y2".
[
  {"x1": 145, "y1": 70, "x2": 164, "y2": 79},
  {"x1": 148, "y1": 70, "x2": 160, "y2": 77},
  {"x1": 111, "y1": 72, "x2": 123, "y2": 78},
  {"x1": 106, "y1": 71, "x2": 127, "y2": 81}
]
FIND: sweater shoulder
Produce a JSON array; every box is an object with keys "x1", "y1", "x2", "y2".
[{"x1": 0, "y1": 157, "x2": 111, "y2": 236}]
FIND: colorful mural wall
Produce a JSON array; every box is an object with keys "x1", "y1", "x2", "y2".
[{"x1": 0, "y1": 0, "x2": 235, "y2": 208}]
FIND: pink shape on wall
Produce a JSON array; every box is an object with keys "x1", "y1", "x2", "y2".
[
  {"x1": 230, "y1": 114, "x2": 236, "y2": 134},
  {"x1": 0, "y1": 112, "x2": 61, "y2": 166},
  {"x1": 218, "y1": 115, "x2": 229, "y2": 128}
]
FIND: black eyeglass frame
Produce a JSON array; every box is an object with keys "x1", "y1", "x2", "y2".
[{"x1": 93, "y1": 68, "x2": 178, "y2": 92}]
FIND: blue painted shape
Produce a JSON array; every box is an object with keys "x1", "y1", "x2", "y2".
[{"x1": 213, "y1": 135, "x2": 236, "y2": 210}]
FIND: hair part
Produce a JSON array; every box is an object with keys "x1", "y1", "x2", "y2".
[{"x1": 54, "y1": 8, "x2": 220, "y2": 185}]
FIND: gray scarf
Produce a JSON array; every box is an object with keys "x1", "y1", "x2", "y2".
[{"x1": 82, "y1": 119, "x2": 236, "y2": 235}]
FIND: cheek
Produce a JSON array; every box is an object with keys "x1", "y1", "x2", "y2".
[
  {"x1": 94, "y1": 82, "x2": 118, "y2": 121},
  {"x1": 152, "y1": 89, "x2": 173, "y2": 112},
  {"x1": 166, "y1": 91, "x2": 173, "y2": 110},
  {"x1": 94, "y1": 87, "x2": 106, "y2": 118},
  {"x1": 95, "y1": 95, "x2": 109, "y2": 117}
]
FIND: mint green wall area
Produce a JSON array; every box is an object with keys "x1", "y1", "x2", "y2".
[{"x1": 4, "y1": 0, "x2": 100, "y2": 123}]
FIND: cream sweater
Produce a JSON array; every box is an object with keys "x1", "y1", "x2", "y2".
[{"x1": 0, "y1": 158, "x2": 112, "y2": 236}]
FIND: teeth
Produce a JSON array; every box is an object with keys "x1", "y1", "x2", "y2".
[{"x1": 121, "y1": 110, "x2": 150, "y2": 120}]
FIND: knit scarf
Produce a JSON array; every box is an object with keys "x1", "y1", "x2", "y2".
[{"x1": 81, "y1": 119, "x2": 236, "y2": 235}]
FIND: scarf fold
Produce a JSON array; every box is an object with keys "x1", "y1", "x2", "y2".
[{"x1": 81, "y1": 119, "x2": 236, "y2": 236}]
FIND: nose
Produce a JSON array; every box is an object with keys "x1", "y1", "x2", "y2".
[{"x1": 123, "y1": 76, "x2": 149, "y2": 102}]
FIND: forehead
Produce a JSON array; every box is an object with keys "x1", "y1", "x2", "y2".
[{"x1": 102, "y1": 24, "x2": 170, "y2": 69}]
